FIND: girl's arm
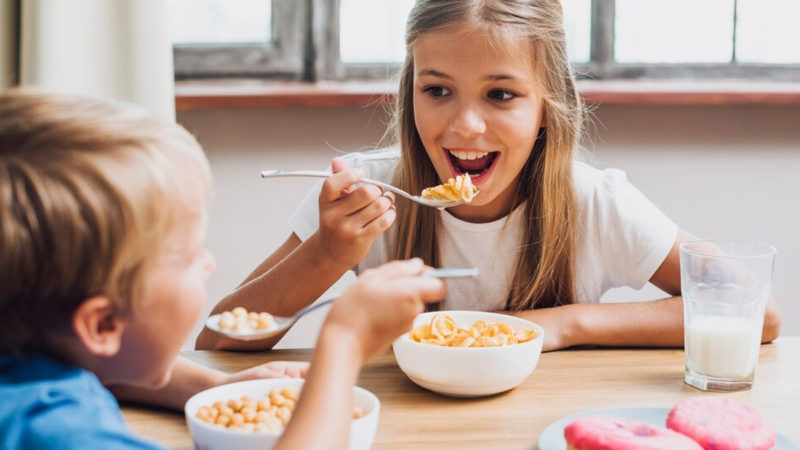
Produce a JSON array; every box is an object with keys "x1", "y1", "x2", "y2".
[
  {"x1": 506, "y1": 234, "x2": 782, "y2": 351},
  {"x1": 196, "y1": 159, "x2": 395, "y2": 351},
  {"x1": 195, "y1": 232, "x2": 351, "y2": 350},
  {"x1": 109, "y1": 357, "x2": 308, "y2": 410}
]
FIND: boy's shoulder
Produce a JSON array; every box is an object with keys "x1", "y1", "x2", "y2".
[{"x1": 0, "y1": 355, "x2": 161, "y2": 449}]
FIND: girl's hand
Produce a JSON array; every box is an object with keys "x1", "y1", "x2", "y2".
[
  {"x1": 219, "y1": 361, "x2": 309, "y2": 385},
  {"x1": 315, "y1": 157, "x2": 396, "y2": 269},
  {"x1": 499, "y1": 305, "x2": 578, "y2": 352},
  {"x1": 324, "y1": 259, "x2": 446, "y2": 362}
]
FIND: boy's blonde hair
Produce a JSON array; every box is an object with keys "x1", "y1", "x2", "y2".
[
  {"x1": 390, "y1": 0, "x2": 582, "y2": 310},
  {"x1": 0, "y1": 90, "x2": 211, "y2": 355}
]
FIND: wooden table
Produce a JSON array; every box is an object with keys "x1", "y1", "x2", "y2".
[{"x1": 123, "y1": 337, "x2": 800, "y2": 449}]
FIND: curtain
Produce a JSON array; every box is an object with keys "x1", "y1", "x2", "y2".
[
  {"x1": 4, "y1": 0, "x2": 174, "y2": 120},
  {"x1": 0, "y1": 0, "x2": 17, "y2": 89}
]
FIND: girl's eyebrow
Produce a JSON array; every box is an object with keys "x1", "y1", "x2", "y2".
[
  {"x1": 418, "y1": 68, "x2": 452, "y2": 79},
  {"x1": 417, "y1": 68, "x2": 518, "y2": 82}
]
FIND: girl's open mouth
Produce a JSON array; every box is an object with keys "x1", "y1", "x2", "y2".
[{"x1": 444, "y1": 148, "x2": 499, "y2": 182}]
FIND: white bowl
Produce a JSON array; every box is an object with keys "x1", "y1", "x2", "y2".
[
  {"x1": 392, "y1": 310, "x2": 544, "y2": 397},
  {"x1": 185, "y1": 378, "x2": 379, "y2": 450}
]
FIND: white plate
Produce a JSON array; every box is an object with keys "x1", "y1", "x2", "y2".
[{"x1": 538, "y1": 407, "x2": 798, "y2": 450}]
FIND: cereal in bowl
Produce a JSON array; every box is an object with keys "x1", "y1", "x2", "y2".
[
  {"x1": 421, "y1": 173, "x2": 476, "y2": 203},
  {"x1": 409, "y1": 313, "x2": 537, "y2": 347},
  {"x1": 196, "y1": 388, "x2": 365, "y2": 433},
  {"x1": 218, "y1": 307, "x2": 274, "y2": 332}
]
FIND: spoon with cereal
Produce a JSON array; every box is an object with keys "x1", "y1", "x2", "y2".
[
  {"x1": 261, "y1": 170, "x2": 478, "y2": 209},
  {"x1": 205, "y1": 267, "x2": 479, "y2": 341}
]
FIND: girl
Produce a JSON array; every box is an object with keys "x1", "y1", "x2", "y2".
[{"x1": 197, "y1": 0, "x2": 780, "y2": 352}]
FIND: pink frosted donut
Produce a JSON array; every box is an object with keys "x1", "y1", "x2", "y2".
[
  {"x1": 666, "y1": 397, "x2": 776, "y2": 450},
  {"x1": 564, "y1": 416, "x2": 703, "y2": 450}
]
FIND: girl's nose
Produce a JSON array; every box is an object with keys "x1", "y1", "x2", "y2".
[{"x1": 449, "y1": 102, "x2": 486, "y2": 137}]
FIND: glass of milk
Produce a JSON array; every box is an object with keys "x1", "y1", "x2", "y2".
[{"x1": 680, "y1": 240, "x2": 776, "y2": 391}]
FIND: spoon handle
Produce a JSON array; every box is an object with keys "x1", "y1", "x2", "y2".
[
  {"x1": 260, "y1": 170, "x2": 418, "y2": 202},
  {"x1": 294, "y1": 269, "x2": 475, "y2": 320},
  {"x1": 423, "y1": 267, "x2": 479, "y2": 278},
  {"x1": 295, "y1": 297, "x2": 336, "y2": 321}
]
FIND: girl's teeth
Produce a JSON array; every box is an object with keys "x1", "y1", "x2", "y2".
[{"x1": 449, "y1": 150, "x2": 489, "y2": 160}]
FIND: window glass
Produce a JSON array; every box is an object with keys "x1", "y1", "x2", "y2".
[
  {"x1": 615, "y1": 0, "x2": 734, "y2": 63},
  {"x1": 736, "y1": 0, "x2": 800, "y2": 64},
  {"x1": 340, "y1": 0, "x2": 592, "y2": 65},
  {"x1": 563, "y1": 0, "x2": 591, "y2": 63},
  {"x1": 167, "y1": 0, "x2": 271, "y2": 45},
  {"x1": 339, "y1": 0, "x2": 414, "y2": 64}
]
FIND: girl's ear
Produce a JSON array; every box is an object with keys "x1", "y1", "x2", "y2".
[{"x1": 72, "y1": 296, "x2": 125, "y2": 357}]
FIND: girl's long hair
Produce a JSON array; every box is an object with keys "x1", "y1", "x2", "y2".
[{"x1": 390, "y1": 0, "x2": 583, "y2": 310}]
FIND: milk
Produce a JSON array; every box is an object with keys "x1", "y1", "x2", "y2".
[{"x1": 685, "y1": 315, "x2": 760, "y2": 379}]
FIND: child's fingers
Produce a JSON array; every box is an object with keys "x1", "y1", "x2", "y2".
[
  {"x1": 360, "y1": 206, "x2": 396, "y2": 238},
  {"x1": 365, "y1": 258, "x2": 426, "y2": 279},
  {"x1": 320, "y1": 168, "x2": 364, "y2": 203},
  {"x1": 330, "y1": 156, "x2": 347, "y2": 173},
  {"x1": 402, "y1": 277, "x2": 447, "y2": 303},
  {"x1": 350, "y1": 192, "x2": 395, "y2": 230}
]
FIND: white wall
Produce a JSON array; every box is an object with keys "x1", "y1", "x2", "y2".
[{"x1": 177, "y1": 103, "x2": 800, "y2": 348}]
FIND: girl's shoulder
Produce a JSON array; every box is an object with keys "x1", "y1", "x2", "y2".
[
  {"x1": 342, "y1": 146, "x2": 400, "y2": 164},
  {"x1": 572, "y1": 160, "x2": 631, "y2": 201},
  {"x1": 341, "y1": 147, "x2": 400, "y2": 181}
]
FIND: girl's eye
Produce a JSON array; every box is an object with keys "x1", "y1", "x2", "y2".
[
  {"x1": 423, "y1": 85, "x2": 451, "y2": 97},
  {"x1": 488, "y1": 89, "x2": 517, "y2": 101}
]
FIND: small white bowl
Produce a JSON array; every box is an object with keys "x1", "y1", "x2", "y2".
[
  {"x1": 185, "y1": 378, "x2": 379, "y2": 450},
  {"x1": 392, "y1": 310, "x2": 544, "y2": 397}
]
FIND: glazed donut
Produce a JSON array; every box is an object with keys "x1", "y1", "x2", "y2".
[
  {"x1": 564, "y1": 416, "x2": 703, "y2": 450},
  {"x1": 667, "y1": 397, "x2": 776, "y2": 450}
]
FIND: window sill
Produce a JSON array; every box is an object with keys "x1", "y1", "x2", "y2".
[{"x1": 175, "y1": 79, "x2": 800, "y2": 111}]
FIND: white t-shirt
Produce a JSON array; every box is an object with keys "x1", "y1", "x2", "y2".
[{"x1": 288, "y1": 148, "x2": 677, "y2": 309}]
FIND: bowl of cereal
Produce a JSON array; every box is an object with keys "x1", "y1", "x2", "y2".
[
  {"x1": 185, "y1": 378, "x2": 379, "y2": 450},
  {"x1": 392, "y1": 311, "x2": 544, "y2": 397}
]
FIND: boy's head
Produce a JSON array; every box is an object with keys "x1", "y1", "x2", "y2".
[{"x1": 0, "y1": 89, "x2": 214, "y2": 387}]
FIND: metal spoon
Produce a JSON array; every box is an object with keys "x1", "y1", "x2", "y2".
[
  {"x1": 205, "y1": 267, "x2": 479, "y2": 341},
  {"x1": 260, "y1": 170, "x2": 478, "y2": 209}
]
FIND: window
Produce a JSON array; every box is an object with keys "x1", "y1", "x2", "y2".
[
  {"x1": 170, "y1": 0, "x2": 800, "y2": 81},
  {"x1": 170, "y1": 0, "x2": 304, "y2": 79}
]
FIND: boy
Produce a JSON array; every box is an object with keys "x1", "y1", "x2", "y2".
[{"x1": 0, "y1": 90, "x2": 444, "y2": 449}]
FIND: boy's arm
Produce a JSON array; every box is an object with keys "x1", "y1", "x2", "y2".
[
  {"x1": 195, "y1": 232, "x2": 351, "y2": 350},
  {"x1": 275, "y1": 259, "x2": 445, "y2": 450},
  {"x1": 505, "y1": 235, "x2": 782, "y2": 351},
  {"x1": 109, "y1": 357, "x2": 308, "y2": 410},
  {"x1": 273, "y1": 325, "x2": 361, "y2": 450}
]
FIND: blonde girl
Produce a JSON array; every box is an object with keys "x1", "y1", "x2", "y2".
[{"x1": 198, "y1": 0, "x2": 780, "y2": 352}]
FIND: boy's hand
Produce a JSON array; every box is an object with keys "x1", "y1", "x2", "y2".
[
  {"x1": 324, "y1": 259, "x2": 446, "y2": 362},
  {"x1": 220, "y1": 361, "x2": 309, "y2": 385},
  {"x1": 315, "y1": 157, "x2": 396, "y2": 269}
]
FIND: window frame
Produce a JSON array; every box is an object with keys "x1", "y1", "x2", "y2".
[
  {"x1": 172, "y1": 0, "x2": 800, "y2": 82},
  {"x1": 573, "y1": 0, "x2": 800, "y2": 81},
  {"x1": 172, "y1": 0, "x2": 306, "y2": 80}
]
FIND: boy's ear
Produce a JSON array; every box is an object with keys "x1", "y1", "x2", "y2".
[{"x1": 72, "y1": 296, "x2": 125, "y2": 357}]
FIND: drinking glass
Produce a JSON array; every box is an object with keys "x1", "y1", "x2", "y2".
[{"x1": 680, "y1": 239, "x2": 776, "y2": 391}]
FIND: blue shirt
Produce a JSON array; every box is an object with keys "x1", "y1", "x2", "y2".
[{"x1": 0, "y1": 355, "x2": 163, "y2": 450}]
